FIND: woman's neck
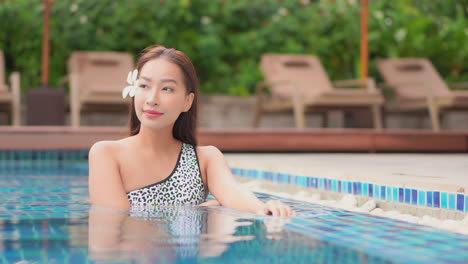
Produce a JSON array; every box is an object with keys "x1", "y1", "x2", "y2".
[{"x1": 134, "y1": 126, "x2": 181, "y2": 155}]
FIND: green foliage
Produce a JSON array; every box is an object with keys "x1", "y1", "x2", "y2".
[{"x1": 0, "y1": 0, "x2": 467, "y2": 95}]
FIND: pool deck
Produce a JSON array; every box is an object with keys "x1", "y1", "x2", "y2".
[{"x1": 225, "y1": 153, "x2": 468, "y2": 194}]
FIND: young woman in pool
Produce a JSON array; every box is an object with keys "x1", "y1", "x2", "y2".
[{"x1": 88, "y1": 45, "x2": 295, "y2": 217}]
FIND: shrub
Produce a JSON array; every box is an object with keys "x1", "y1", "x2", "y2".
[{"x1": 0, "y1": 0, "x2": 466, "y2": 95}]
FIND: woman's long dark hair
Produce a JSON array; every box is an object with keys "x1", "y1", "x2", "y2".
[{"x1": 129, "y1": 45, "x2": 199, "y2": 146}]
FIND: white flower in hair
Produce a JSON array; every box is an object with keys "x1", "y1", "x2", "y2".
[{"x1": 122, "y1": 69, "x2": 139, "y2": 98}]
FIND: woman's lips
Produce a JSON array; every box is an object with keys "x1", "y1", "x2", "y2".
[{"x1": 143, "y1": 110, "x2": 163, "y2": 118}]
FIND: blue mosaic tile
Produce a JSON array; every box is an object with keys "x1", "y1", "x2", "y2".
[
  {"x1": 399, "y1": 188, "x2": 404, "y2": 203},
  {"x1": 271, "y1": 172, "x2": 277, "y2": 181},
  {"x1": 369, "y1": 184, "x2": 374, "y2": 197},
  {"x1": 363, "y1": 183, "x2": 368, "y2": 196},
  {"x1": 296, "y1": 176, "x2": 302, "y2": 187},
  {"x1": 305, "y1": 177, "x2": 310, "y2": 188},
  {"x1": 449, "y1": 194, "x2": 456, "y2": 210},
  {"x1": 457, "y1": 194, "x2": 464, "y2": 211},
  {"x1": 375, "y1": 185, "x2": 380, "y2": 199},
  {"x1": 465, "y1": 195, "x2": 468, "y2": 212},
  {"x1": 419, "y1": 190, "x2": 426, "y2": 206},
  {"x1": 352, "y1": 182, "x2": 358, "y2": 195},
  {"x1": 411, "y1": 189, "x2": 417, "y2": 205},
  {"x1": 441, "y1": 192, "x2": 448, "y2": 209},
  {"x1": 278, "y1": 172, "x2": 284, "y2": 182},
  {"x1": 343, "y1": 181, "x2": 348, "y2": 193},
  {"x1": 393, "y1": 187, "x2": 398, "y2": 202},
  {"x1": 433, "y1": 192, "x2": 440, "y2": 208},
  {"x1": 347, "y1": 182, "x2": 352, "y2": 194},
  {"x1": 253, "y1": 170, "x2": 259, "y2": 179},
  {"x1": 306, "y1": 177, "x2": 312, "y2": 187},
  {"x1": 313, "y1": 178, "x2": 319, "y2": 188},
  {"x1": 338, "y1": 181, "x2": 342, "y2": 192},
  {"x1": 266, "y1": 171, "x2": 273, "y2": 181},
  {"x1": 427, "y1": 192, "x2": 434, "y2": 207},
  {"x1": 301, "y1": 176, "x2": 307, "y2": 187},
  {"x1": 292, "y1": 174, "x2": 298, "y2": 185},
  {"x1": 380, "y1": 186, "x2": 386, "y2": 200},
  {"x1": 404, "y1": 188, "x2": 411, "y2": 204}
]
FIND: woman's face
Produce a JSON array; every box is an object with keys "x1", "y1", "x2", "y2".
[{"x1": 134, "y1": 58, "x2": 194, "y2": 130}]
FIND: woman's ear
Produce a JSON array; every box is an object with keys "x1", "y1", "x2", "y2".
[{"x1": 183, "y1": 92, "x2": 195, "y2": 112}]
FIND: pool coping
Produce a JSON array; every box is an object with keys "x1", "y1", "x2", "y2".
[{"x1": 1, "y1": 126, "x2": 468, "y2": 152}]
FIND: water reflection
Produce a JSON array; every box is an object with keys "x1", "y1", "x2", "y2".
[{"x1": 88, "y1": 204, "x2": 291, "y2": 262}]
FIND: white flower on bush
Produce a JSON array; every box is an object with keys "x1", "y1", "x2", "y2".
[
  {"x1": 374, "y1": 11, "x2": 383, "y2": 20},
  {"x1": 348, "y1": 0, "x2": 357, "y2": 5},
  {"x1": 70, "y1": 4, "x2": 78, "y2": 13},
  {"x1": 122, "y1": 70, "x2": 139, "y2": 99},
  {"x1": 394, "y1": 28, "x2": 407, "y2": 42},
  {"x1": 278, "y1": 7, "x2": 289, "y2": 17},
  {"x1": 80, "y1": 15, "x2": 88, "y2": 24},
  {"x1": 201, "y1": 16, "x2": 212, "y2": 25},
  {"x1": 301, "y1": 0, "x2": 311, "y2": 5}
]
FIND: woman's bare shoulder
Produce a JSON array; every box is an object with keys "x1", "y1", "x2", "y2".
[
  {"x1": 89, "y1": 138, "x2": 132, "y2": 160},
  {"x1": 196, "y1": 145, "x2": 224, "y2": 163}
]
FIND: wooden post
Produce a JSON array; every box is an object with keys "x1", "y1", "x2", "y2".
[
  {"x1": 360, "y1": 0, "x2": 369, "y2": 89},
  {"x1": 41, "y1": 0, "x2": 51, "y2": 87}
]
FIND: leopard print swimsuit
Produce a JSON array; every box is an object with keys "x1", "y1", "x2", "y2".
[{"x1": 127, "y1": 143, "x2": 206, "y2": 207}]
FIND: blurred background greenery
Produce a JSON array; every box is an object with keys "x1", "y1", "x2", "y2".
[{"x1": 0, "y1": 0, "x2": 467, "y2": 95}]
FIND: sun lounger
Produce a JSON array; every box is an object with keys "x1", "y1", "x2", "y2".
[
  {"x1": 0, "y1": 50, "x2": 21, "y2": 126},
  {"x1": 253, "y1": 54, "x2": 384, "y2": 129},
  {"x1": 378, "y1": 58, "x2": 468, "y2": 131},
  {"x1": 68, "y1": 51, "x2": 134, "y2": 127}
]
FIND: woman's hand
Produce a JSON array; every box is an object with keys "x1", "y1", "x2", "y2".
[{"x1": 256, "y1": 200, "x2": 296, "y2": 217}]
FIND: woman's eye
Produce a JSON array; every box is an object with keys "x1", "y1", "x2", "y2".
[
  {"x1": 139, "y1": 84, "x2": 148, "y2": 89},
  {"x1": 162, "y1": 87, "x2": 174, "y2": 91}
]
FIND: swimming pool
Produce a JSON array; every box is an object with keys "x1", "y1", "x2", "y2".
[{"x1": 1, "y1": 150, "x2": 468, "y2": 263}]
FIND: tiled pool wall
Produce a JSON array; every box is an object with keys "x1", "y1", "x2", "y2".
[
  {"x1": 231, "y1": 168, "x2": 468, "y2": 214},
  {"x1": 1, "y1": 150, "x2": 466, "y2": 213},
  {"x1": 0, "y1": 150, "x2": 89, "y2": 176}
]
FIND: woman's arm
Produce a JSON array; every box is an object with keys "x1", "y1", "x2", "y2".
[
  {"x1": 88, "y1": 205, "x2": 127, "y2": 253},
  {"x1": 88, "y1": 141, "x2": 131, "y2": 211},
  {"x1": 203, "y1": 146, "x2": 295, "y2": 217}
]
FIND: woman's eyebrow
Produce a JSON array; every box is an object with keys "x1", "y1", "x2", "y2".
[
  {"x1": 139, "y1": 76, "x2": 177, "y2": 84},
  {"x1": 160, "y1": 78, "x2": 177, "y2": 84}
]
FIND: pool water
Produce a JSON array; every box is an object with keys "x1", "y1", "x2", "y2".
[{"x1": 0, "y1": 156, "x2": 467, "y2": 263}]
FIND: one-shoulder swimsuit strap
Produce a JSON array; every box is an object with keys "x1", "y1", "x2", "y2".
[{"x1": 127, "y1": 143, "x2": 206, "y2": 206}]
